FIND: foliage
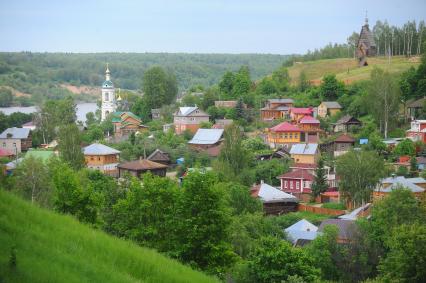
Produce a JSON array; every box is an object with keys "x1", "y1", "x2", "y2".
[
  {"x1": 220, "y1": 182, "x2": 262, "y2": 216},
  {"x1": 252, "y1": 159, "x2": 289, "y2": 186},
  {"x1": 0, "y1": 87, "x2": 13, "y2": 107},
  {"x1": 321, "y1": 202, "x2": 346, "y2": 210},
  {"x1": 57, "y1": 123, "x2": 85, "y2": 170},
  {"x1": 0, "y1": 111, "x2": 32, "y2": 133},
  {"x1": 0, "y1": 190, "x2": 217, "y2": 283},
  {"x1": 319, "y1": 74, "x2": 345, "y2": 100},
  {"x1": 336, "y1": 150, "x2": 385, "y2": 206},
  {"x1": 311, "y1": 158, "x2": 328, "y2": 200},
  {"x1": 393, "y1": 138, "x2": 416, "y2": 157},
  {"x1": 244, "y1": 236, "x2": 320, "y2": 283}
]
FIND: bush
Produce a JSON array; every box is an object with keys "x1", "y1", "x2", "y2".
[{"x1": 322, "y1": 202, "x2": 346, "y2": 210}]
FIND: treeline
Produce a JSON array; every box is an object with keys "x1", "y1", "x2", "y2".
[{"x1": 285, "y1": 19, "x2": 426, "y2": 64}]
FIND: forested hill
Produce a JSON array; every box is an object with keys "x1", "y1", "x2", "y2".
[
  {"x1": 0, "y1": 189, "x2": 217, "y2": 283},
  {"x1": 0, "y1": 52, "x2": 289, "y2": 91}
]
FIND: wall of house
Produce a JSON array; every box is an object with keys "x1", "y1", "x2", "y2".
[
  {"x1": 280, "y1": 178, "x2": 312, "y2": 193},
  {"x1": 261, "y1": 110, "x2": 283, "y2": 120},
  {"x1": 0, "y1": 138, "x2": 22, "y2": 154},
  {"x1": 291, "y1": 153, "x2": 316, "y2": 164},
  {"x1": 85, "y1": 154, "x2": 119, "y2": 166},
  {"x1": 317, "y1": 104, "x2": 327, "y2": 118},
  {"x1": 328, "y1": 109, "x2": 341, "y2": 117},
  {"x1": 267, "y1": 132, "x2": 301, "y2": 145}
]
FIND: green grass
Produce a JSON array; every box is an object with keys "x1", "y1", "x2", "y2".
[
  {"x1": 288, "y1": 56, "x2": 420, "y2": 85},
  {"x1": 0, "y1": 190, "x2": 217, "y2": 283},
  {"x1": 271, "y1": 211, "x2": 331, "y2": 228},
  {"x1": 321, "y1": 202, "x2": 346, "y2": 210}
]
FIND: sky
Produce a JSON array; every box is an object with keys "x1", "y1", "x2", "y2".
[{"x1": 1, "y1": 0, "x2": 425, "y2": 54}]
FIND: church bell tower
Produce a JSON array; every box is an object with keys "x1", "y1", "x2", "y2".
[{"x1": 101, "y1": 63, "x2": 117, "y2": 121}]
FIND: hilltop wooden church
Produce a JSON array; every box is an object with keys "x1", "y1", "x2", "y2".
[
  {"x1": 356, "y1": 15, "x2": 376, "y2": 66},
  {"x1": 100, "y1": 65, "x2": 147, "y2": 139}
]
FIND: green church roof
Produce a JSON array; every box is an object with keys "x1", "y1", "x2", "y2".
[{"x1": 102, "y1": 80, "x2": 114, "y2": 88}]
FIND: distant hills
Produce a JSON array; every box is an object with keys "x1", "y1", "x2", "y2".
[{"x1": 0, "y1": 190, "x2": 217, "y2": 283}]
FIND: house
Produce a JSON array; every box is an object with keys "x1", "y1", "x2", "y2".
[
  {"x1": 406, "y1": 120, "x2": 426, "y2": 143},
  {"x1": 289, "y1": 163, "x2": 339, "y2": 191},
  {"x1": 147, "y1": 149, "x2": 171, "y2": 165},
  {"x1": 255, "y1": 148, "x2": 291, "y2": 161},
  {"x1": 284, "y1": 219, "x2": 320, "y2": 246},
  {"x1": 0, "y1": 148, "x2": 14, "y2": 158},
  {"x1": 406, "y1": 97, "x2": 426, "y2": 119},
  {"x1": 333, "y1": 115, "x2": 362, "y2": 133},
  {"x1": 318, "y1": 219, "x2": 357, "y2": 243},
  {"x1": 118, "y1": 159, "x2": 168, "y2": 178},
  {"x1": 250, "y1": 181, "x2": 298, "y2": 215},
  {"x1": 163, "y1": 123, "x2": 174, "y2": 133},
  {"x1": 278, "y1": 169, "x2": 314, "y2": 199},
  {"x1": 290, "y1": 107, "x2": 314, "y2": 123},
  {"x1": 188, "y1": 129, "x2": 224, "y2": 150},
  {"x1": 151, "y1": 108, "x2": 161, "y2": 120},
  {"x1": 356, "y1": 16, "x2": 376, "y2": 66},
  {"x1": 320, "y1": 134, "x2": 355, "y2": 157},
  {"x1": 260, "y1": 98, "x2": 294, "y2": 120},
  {"x1": 298, "y1": 115, "x2": 321, "y2": 143},
  {"x1": 111, "y1": 112, "x2": 148, "y2": 139},
  {"x1": 22, "y1": 121, "x2": 37, "y2": 131},
  {"x1": 173, "y1": 106, "x2": 210, "y2": 134},
  {"x1": 317, "y1": 101, "x2": 342, "y2": 118},
  {"x1": 417, "y1": 156, "x2": 426, "y2": 170},
  {"x1": 290, "y1": 143, "x2": 319, "y2": 164},
  {"x1": 0, "y1": 127, "x2": 32, "y2": 154},
  {"x1": 84, "y1": 143, "x2": 121, "y2": 177},
  {"x1": 374, "y1": 176, "x2": 426, "y2": 201},
  {"x1": 265, "y1": 122, "x2": 302, "y2": 148},
  {"x1": 212, "y1": 119, "x2": 233, "y2": 129}
]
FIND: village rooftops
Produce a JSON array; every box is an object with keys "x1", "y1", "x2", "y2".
[
  {"x1": 290, "y1": 107, "x2": 313, "y2": 115},
  {"x1": 188, "y1": 129, "x2": 224, "y2": 145},
  {"x1": 278, "y1": 169, "x2": 315, "y2": 181},
  {"x1": 321, "y1": 101, "x2": 342, "y2": 109},
  {"x1": 290, "y1": 163, "x2": 317, "y2": 170},
  {"x1": 267, "y1": 98, "x2": 294, "y2": 104},
  {"x1": 84, "y1": 143, "x2": 121, "y2": 155},
  {"x1": 378, "y1": 176, "x2": 426, "y2": 193},
  {"x1": 270, "y1": 122, "x2": 301, "y2": 132},
  {"x1": 0, "y1": 127, "x2": 31, "y2": 139},
  {"x1": 290, "y1": 143, "x2": 318, "y2": 155},
  {"x1": 251, "y1": 182, "x2": 298, "y2": 203},
  {"x1": 299, "y1": 115, "x2": 320, "y2": 124},
  {"x1": 285, "y1": 219, "x2": 320, "y2": 244},
  {"x1": 111, "y1": 111, "x2": 142, "y2": 123},
  {"x1": 334, "y1": 115, "x2": 360, "y2": 125},
  {"x1": 334, "y1": 134, "x2": 356, "y2": 143},
  {"x1": 175, "y1": 106, "x2": 209, "y2": 117},
  {"x1": 318, "y1": 219, "x2": 357, "y2": 242}
]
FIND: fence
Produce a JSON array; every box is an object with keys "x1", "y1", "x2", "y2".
[{"x1": 297, "y1": 203, "x2": 345, "y2": 216}]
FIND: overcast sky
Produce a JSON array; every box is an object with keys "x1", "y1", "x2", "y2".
[{"x1": 1, "y1": 0, "x2": 425, "y2": 54}]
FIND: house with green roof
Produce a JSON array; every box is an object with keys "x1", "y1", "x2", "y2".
[{"x1": 111, "y1": 111, "x2": 148, "y2": 139}]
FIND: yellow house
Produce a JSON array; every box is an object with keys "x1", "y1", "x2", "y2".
[
  {"x1": 289, "y1": 143, "x2": 319, "y2": 164},
  {"x1": 318, "y1": 101, "x2": 342, "y2": 118},
  {"x1": 83, "y1": 143, "x2": 121, "y2": 177},
  {"x1": 266, "y1": 122, "x2": 301, "y2": 148}
]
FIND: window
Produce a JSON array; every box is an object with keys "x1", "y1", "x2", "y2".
[
  {"x1": 105, "y1": 93, "x2": 109, "y2": 101},
  {"x1": 284, "y1": 181, "x2": 288, "y2": 189},
  {"x1": 296, "y1": 182, "x2": 300, "y2": 190},
  {"x1": 290, "y1": 182, "x2": 293, "y2": 189},
  {"x1": 289, "y1": 133, "x2": 293, "y2": 139},
  {"x1": 2, "y1": 142, "x2": 5, "y2": 147},
  {"x1": 98, "y1": 157, "x2": 101, "y2": 161},
  {"x1": 13, "y1": 143, "x2": 16, "y2": 147},
  {"x1": 284, "y1": 134, "x2": 288, "y2": 139},
  {"x1": 91, "y1": 157, "x2": 94, "y2": 161}
]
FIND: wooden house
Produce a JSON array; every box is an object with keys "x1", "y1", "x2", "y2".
[
  {"x1": 333, "y1": 115, "x2": 362, "y2": 133},
  {"x1": 406, "y1": 97, "x2": 426, "y2": 119},
  {"x1": 278, "y1": 169, "x2": 314, "y2": 201},
  {"x1": 147, "y1": 149, "x2": 171, "y2": 165},
  {"x1": 289, "y1": 143, "x2": 319, "y2": 165},
  {"x1": 317, "y1": 101, "x2": 342, "y2": 118},
  {"x1": 265, "y1": 122, "x2": 302, "y2": 148},
  {"x1": 188, "y1": 128, "x2": 224, "y2": 150},
  {"x1": 298, "y1": 115, "x2": 321, "y2": 143},
  {"x1": 214, "y1": 100, "x2": 246, "y2": 108},
  {"x1": 83, "y1": 143, "x2": 121, "y2": 177},
  {"x1": 151, "y1": 108, "x2": 161, "y2": 120},
  {"x1": 173, "y1": 107, "x2": 210, "y2": 134},
  {"x1": 112, "y1": 112, "x2": 148, "y2": 138},
  {"x1": 320, "y1": 134, "x2": 355, "y2": 157},
  {"x1": 374, "y1": 176, "x2": 426, "y2": 201},
  {"x1": 118, "y1": 159, "x2": 168, "y2": 178},
  {"x1": 260, "y1": 98, "x2": 294, "y2": 120},
  {"x1": 250, "y1": 182, "x2": 298, "y2": 215},
  {"x1": 290, "y1": 107, "x2": 314, "y2": 123},
  {"x1": 0, "y1": 127, "x2": 32, "y2": 154}
]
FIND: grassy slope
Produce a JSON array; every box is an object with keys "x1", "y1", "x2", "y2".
[
  {"x1": 288, "y1": 56, "x2": 421, "y2": 85},
  {"x1": 0, "y1": 190, "x2": 217, "y2": 283}
]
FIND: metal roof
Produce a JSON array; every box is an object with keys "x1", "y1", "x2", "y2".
[
  {"x1": 290, "y1": 143, "x2": 318, "y2": 155},
  {"x1": 0, "y1": 127, "x2": 31, "y2": 139},
  {"x1": 188, "y1": 129, "x2": 224, "y2": 145},
  {"x1": 321, "y1": 101, "x2": 342, "y2": 109},
  {"x1": 285, "y1": 219, "x2": 318, "y2": 232},
  {"x1": 268, "y1": 98, "x2": 294, "y2": 103},
  {"x1": 377, "y1": 176, "x2": 425, "y2": 193},
  {"x1": 84, "y1": 143, "x2": 120, "y2": 155},
  {"x1": 257, "y1": 182, "x2": 298, "y2": 203}
]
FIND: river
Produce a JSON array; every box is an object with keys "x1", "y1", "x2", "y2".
[{"x1": 0, "y1": 103, "x2": 98, "y2": 124}]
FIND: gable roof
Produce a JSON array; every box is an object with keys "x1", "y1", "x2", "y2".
[
  {"x1": 335, "y1": 115, "x2": 361, "y2": 125},
  {"x1": 188, "y1": 129, "x2": 224, "y2": 145},
  {"x1": 251, "y1": 182, "x2": 298, "y2": 203},
  {"x1": 290, "y1": 143, "x2": 318, "y2": 155},
  {"x1": 278, "y1": 169, "x2": 315, "y2": 181},
  {"x1": 335, "y1": 134, "x2": 355, "y2": 143},
  {"x1": 299, "y1": 115, "x2": 320, "y2": 124},
  {"x1": 407, "y1": 97, "x2": 426, "y2": 108},
  {"x1": 321, "y1": 101, "x2": 342, "y2": 109},
  {"x1": 285, "y1": 219, "x2": 320, "y2": 244},
  {"x1": 84, "y1": 143, "x2": 120, "y2": 155},
  {"x1": 378, "y1": 176, "x2": 425, "y2": 193},
  {"x1": 285, "y1": 219, "x2": 318, "y2": 232},
  {"x1": 291, "y1": 108, "x2": 313, "y2": 115},
  {"x1": 175, "y1": 107, "x2": 209, "y2": 117},
  {"x1": 358, "y1": 23, "x2": 376, "y2": 48},
  {"x1": 118, "y1": 159, "x2": 168, "y2": 171},
  {"x1": 0, "y1": 127, "x2": 31, "y2": 139},
  {"x1": 267, "y1": 98, "x2": 294, "y2": 104},
  {"x1": 318, "y1": 219, "x2": 357, "y2": 241},
  {"x1": 270, "y1": 122, "x2": 301, "y2": 132},
  {"x1": 147, "y1": 149, "x2": 170, "y2": 162}
]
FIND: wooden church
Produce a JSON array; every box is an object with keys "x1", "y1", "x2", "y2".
[{"x1": 356, "y1": 15, "x2": 376, "y2": 66}]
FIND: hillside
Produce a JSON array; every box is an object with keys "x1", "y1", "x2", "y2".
[
  {"x1": 288, "y1": 56, "x2": 421, "y2": 85},
  {"x1": 0, "y1": 190, "x2": 217, "y2": 283}
]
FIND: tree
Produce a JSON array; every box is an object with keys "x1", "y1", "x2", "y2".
[
  {"x1": 85, "y1": 112, "x2": 96, "y2": 126},
  {"x1": 319, "y1": 74, "x2": 345, "y2": 100},
  {"x1": 410, "y1": 156, "x2": 418, "y2": 177},
  {"x1": 57, "y1": 123, "x2": 85, "y2": 170},
  {"x1": 174, "y1": 172, "x2": 236, "y2": 275},
  {"x1": 379, "y1": 224, "x2": 426, "y2": 282},
  {"x1": 393, "y1": 138, "x2": 416, "y2": 157},
  {"x1": 311, "y1": 158, "x2": 328, "y2": 201},
  {"x1": 367, "y1": 68, "x2": 401, "y2": 138},
  {"x1": 235, "y1": 97, "x2": 245, "y2": 120},
  {"x1": 336, "y1": 150, "x2": 384, "y2": 206},
  {"x1": 245, "y1": 236, "x2": 320, "y2": 283},
  {"x1": 298, "y1": 71, "x2": 310, "y2": 92},
  {"x1": 219, "y1": 71, "x2": 235, "y2": 96},
  {"x1": 220, "y1": 182, "x2": 262, "y2": 216},
  {"x1": 232, "y1": 66, "x2": 251, "y2": 98},
  {"x1": 0, "y1": 87, "x2": 13, "y2": 107},
  {"x1": 14, "y1": 156, "x2": 50, "y2": 205},
  {"x1": 271, "y1": 65, "x2": 290, "y2": 93}
]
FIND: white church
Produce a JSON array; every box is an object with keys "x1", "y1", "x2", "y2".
[{"x1": 101, "y1": 64, "x2": 118, "y2": 121}]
